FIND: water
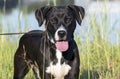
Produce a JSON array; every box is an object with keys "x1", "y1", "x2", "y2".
[{"x1": 0, "y1": 1, "x2": 120, "y2": 44}]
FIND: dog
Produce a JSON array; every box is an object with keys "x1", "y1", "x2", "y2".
[{"x1": 13, "y1": 5, "x2": 85, "y2": 79}]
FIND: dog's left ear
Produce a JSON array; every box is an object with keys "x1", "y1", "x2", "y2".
[
  {"x1": 68, "y1": 5, "x2": 85, "y2": 25},
  {"x1": 35, "y1": 6, "x2": 52, "y2": 26}
]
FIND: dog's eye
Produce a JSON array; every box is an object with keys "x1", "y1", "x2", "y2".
[
  {"x1": 65, "y1": 17, "x2": 71, "y2": 23},
  {"x1": 50, "y1": 18, "x2": 58, "y2": 25}
]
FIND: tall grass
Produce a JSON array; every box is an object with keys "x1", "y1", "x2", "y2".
[
  {"x1": 0, "y1": 0, "x2": 120, "y2": 79},
  {"x1": 76, "y1": 4, "x2": 120, "y2": 78},
  {"x1": 77, "y1": 17, "x2": 120, "y2": 79},
  {"x1": 0, "y1": 0, "x2": 6, "y2": 43}
]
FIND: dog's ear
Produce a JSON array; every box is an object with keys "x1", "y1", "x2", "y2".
[
  {"x1": 35, "y1": 6, "x2": 52, "y2": 26},
  {"x1": 68, "y1": 5, "x2": 85, "y2": 25}
]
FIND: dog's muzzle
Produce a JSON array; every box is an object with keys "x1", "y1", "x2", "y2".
[
  {"x1": 58, "y1": 30, "x2": 66, "y2": 40},
  {"x1": 55, "y1": 25, "x2": 67, "y2": 41},
  {"x1": 55, "y1": 27, "x2": 68, "y2": 52}
]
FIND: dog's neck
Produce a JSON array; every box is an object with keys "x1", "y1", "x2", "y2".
[{"x1": 62, "y1": 39, "x2": 75, "y2": 61}]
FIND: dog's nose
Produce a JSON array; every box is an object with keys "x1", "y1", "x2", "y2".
[{"x1": 58, "y1": 30, "x2": 66, "y2": 38}]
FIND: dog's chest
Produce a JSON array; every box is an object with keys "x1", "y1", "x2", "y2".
[{"x1": 46, "y1": 49, "x2": 71, "y2": 79}]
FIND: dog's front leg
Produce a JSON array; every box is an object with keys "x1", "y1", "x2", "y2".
[
  {"x1": 65, "y1": 66, "x2": 80, "y2": 79},
  {"x1": 65, "y1": 58, "x2": 80, "y2": 79}
]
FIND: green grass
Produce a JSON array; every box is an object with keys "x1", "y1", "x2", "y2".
[
  {"x1": 78, "y1": 38, "x2": 120, "y2": 79},
  {"x1": 0, "y1": 42, "x2": 15, "y2": 79}
]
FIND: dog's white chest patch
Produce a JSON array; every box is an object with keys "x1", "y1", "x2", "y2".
[{"x1": 46, "y1": 49, "x2": 71, "y2": 79}]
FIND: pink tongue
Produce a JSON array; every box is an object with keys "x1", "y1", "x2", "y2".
[{"x1": 55, "y1": 41, "x2": 69, "y2": 52}]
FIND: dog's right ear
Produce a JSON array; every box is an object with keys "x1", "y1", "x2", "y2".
[{"x1": 35, "y1": 6, "x2": 52, "y2": 26}]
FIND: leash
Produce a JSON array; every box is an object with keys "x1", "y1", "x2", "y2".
[
  {"x1": 0, "y1": 31, "x2": 43, "y2": 36},
  {"x1": 0, "y1": 32, "x2": 27, "y2": 35}
]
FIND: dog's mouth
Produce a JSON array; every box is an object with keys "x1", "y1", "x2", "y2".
[{"x1": 55, "y1": 40, "x2": 69, "y2": 52}]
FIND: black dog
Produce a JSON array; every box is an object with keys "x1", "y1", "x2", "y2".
[{"x1": 13, "y1": 5, "x2": 85, "y2": 79}]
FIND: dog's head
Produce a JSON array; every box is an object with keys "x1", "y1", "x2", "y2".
[{"x1": 35, "y1": 5, "x2": 85, "y2": 52}]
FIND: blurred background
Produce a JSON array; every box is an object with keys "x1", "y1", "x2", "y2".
[
  {"x1": 0, "y1": 0, "x2": 120, "y2": 79},
  {"x1": 0, "y1": 0, "x2": 120, "y2": 44}
]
